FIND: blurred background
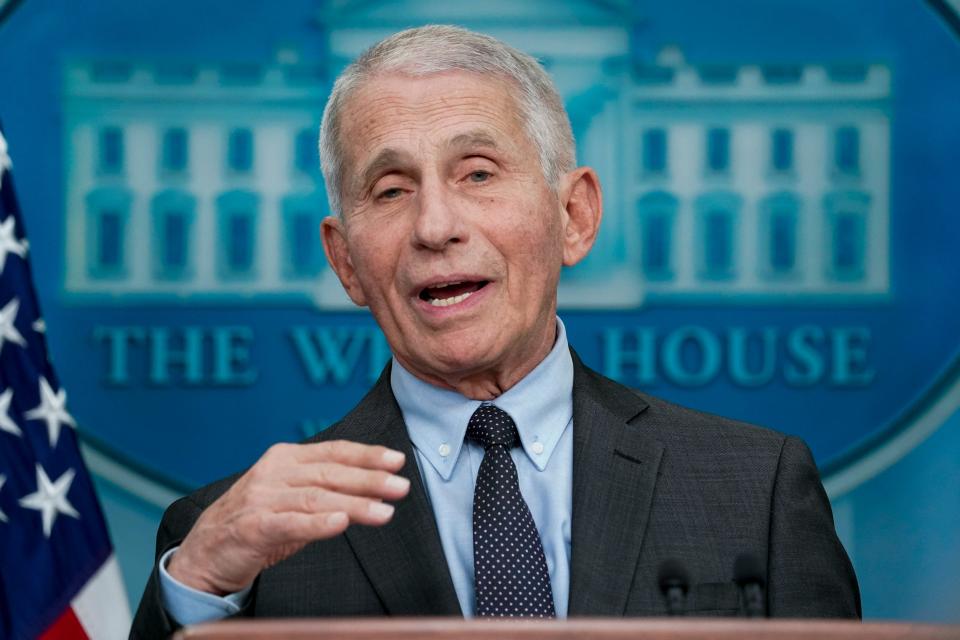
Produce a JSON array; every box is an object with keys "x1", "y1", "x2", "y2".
[{"x1": 0, "y1": 0, "x2": 958, "y2": 621}]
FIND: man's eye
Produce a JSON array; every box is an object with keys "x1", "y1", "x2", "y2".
[
  {"x1": 468, "y1": 170, "x2": 491, "y2": 183},
  {"x1": 378, "y1": 187, "x2": 403, "y2": 200}
]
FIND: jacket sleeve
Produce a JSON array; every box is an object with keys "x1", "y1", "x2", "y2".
[
  {"x1": 129, "y1": 496, "x2": 200, "y2": 639},
  {"x1": 129, "y1": 495, "x2": 256, "y2": 639},
  {"x1": 157, "y1": 546, "x2": 252, "y2": 623},
  {"x1": 767, "y1": 436, "x2": 862, "y2": 618}
]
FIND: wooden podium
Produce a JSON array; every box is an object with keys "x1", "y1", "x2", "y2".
[{"x1": 175, "y1": 618, "x2": 960, "y2": 639}]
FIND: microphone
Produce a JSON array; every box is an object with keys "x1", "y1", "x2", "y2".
[
  {"x1": 657, "y1": 559, "x2": 690, "y2": 616},
  {"x1": 733, "y1": 553, "x2": 767, "y2": 618}
]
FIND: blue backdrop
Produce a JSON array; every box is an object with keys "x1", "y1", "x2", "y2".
[{"x1": 0, "y1": 0, "x2": 958, "y2": 621}]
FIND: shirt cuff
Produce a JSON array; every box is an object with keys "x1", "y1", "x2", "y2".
[{"x1": 158, "y1": 546, "x2": 253, "y2": 625}]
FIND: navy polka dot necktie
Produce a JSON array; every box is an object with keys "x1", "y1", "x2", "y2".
[{"x1": 466, "y1": 403, "x2": 556, "y2": 618}]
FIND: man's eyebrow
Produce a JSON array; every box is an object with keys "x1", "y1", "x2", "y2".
[
  {"x1": 447, "y1": 131, "x2": 501, "y2": 152},
  {"x1": 356, "y1": 148, "x2": 405, "y2": 190}
]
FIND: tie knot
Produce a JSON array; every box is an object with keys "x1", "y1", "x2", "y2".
[{"x1": 466, "y1": 404, "x2": 519, "y2": 450}]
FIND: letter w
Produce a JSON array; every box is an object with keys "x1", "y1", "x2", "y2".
[{"x1": 289, "y1": 327, "x2": 369, "y2": 385}]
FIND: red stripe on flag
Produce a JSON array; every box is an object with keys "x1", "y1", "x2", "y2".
[{"x1": 39, "y1": 608, "x2": 90, "y2": 640}]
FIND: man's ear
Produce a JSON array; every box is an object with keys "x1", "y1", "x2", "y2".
[
  {"x1": 558, "y1": 167, "x2": 603, "y2": 267},
  {"x1": 321, "y1": 216, "x2": 368, "y2": 307}
]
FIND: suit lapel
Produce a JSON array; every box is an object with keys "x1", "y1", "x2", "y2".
[
  {"x1": 567, "y1": 351, "x2": 664, "y2": 616},
  {"x1": 322, "y1": 353, "x2": 662, "y2": 617},
  {"x1": 331, "y1": 366, "x2": 462, "y2": 615}
]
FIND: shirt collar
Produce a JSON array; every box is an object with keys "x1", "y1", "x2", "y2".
[{"x1": 391, "y1": 318, "x2": 574, "y2": 480}]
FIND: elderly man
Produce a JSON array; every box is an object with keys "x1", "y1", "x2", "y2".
[{"x1": 131, "y1": 25, "x2": 859, "y2": 636}]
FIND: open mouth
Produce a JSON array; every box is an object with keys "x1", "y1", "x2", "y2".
[{"x1": 418, "y1": 280, "x2": 490, "y2": 308}]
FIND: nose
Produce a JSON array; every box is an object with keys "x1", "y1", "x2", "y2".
[{"x1": 411, "y1": 178, "x2": 467, "y2": 251}]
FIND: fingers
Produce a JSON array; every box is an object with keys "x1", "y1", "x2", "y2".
[
  {"x1": 294, "y1": 440, "x2": 407, "y2": 472},
  {"x1": 267, "y1": 486, "x2": 399, "y2": 526},
  {"x1": 285, "y1": 462, "x2": 410, "y2": 499},
  {"x1": 242, "y1": 442, "x2": 410, "y2": 527},
  {"x1": 239, "y1": 441, "x2": 413, "y2": 529},
  {"x1": 259, "y1": 511, "x2": 351, "y2": 545},
  {"x1": 256, "y1": 442, "x2": 411, "y2": 500},
  {"x1": 170, "y1": 440, "x2": 406, "y2": 595}
]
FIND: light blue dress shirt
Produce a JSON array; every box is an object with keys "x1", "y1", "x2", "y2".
[
  {"x1": 159, "y1": 318, "x2": 574, "y2": 623},
  {"x1": 392, "y1": 318, "x2": 574, "y2": 617}
]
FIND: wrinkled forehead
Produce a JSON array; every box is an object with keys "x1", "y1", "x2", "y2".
[{"x1": 337, "y1": 70, "x2": 529, "y2": 174}]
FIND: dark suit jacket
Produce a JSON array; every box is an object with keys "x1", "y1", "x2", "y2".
[{"x1": 131, "y1": 352, "x2": 860, "y2": 637}]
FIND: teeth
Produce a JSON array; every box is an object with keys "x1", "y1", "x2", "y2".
[
  {"x1": 427, "y1": 290, "x2": 474, "y2": 307},
  {"x1": 432, "y1": 281, "x2": 462, "y2": 289}
]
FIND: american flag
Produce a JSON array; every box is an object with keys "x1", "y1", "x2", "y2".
[{"x1": 0, "y1": 125, "x2": 129, "y2": 638}]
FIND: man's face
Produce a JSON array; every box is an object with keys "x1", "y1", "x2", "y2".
[{"x1": 322, "y1": 71, "x2": 598, "y2": 394}]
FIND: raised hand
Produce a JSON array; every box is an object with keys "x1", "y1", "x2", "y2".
[{"x1": 167, "y1": 440, "x2": 410, "y2": 595}]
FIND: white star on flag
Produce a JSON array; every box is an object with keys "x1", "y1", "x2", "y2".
[
  {"x1": 0, "y1": 388, "x2": 21, "y2": 437},
  {"x1": 19, "y1": 465, "x2": 80, "y2": 538},
  {"x1": 0, "y1": 297, "x2": 26, "y2": 354},
  {"x1": 0, "y1": 130, "x2": 11, "y2": 191},
  {"x1": 0, "y1": 216, "x2": 27, "y2": 275},
  {"x1": 0, "y1": 474, "x2": 8, "y2": 523},
  {"x1": 32, "y1": 317, "x2": 46, "y2": 333},
  {"x1": 25, "y1": 377, "x2": 76, "y2": 447}
]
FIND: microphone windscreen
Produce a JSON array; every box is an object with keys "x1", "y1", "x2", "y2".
[
  {"x1": 733, "y1": 553, "x2": 765, "y2": 587},
  {"x1": 657, "y1": 558, "x2": 690, "y2": 593}
]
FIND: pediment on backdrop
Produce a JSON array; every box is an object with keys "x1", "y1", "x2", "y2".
[{"x1": 320, "y1": 0, "x2": 631, "y2": 28}]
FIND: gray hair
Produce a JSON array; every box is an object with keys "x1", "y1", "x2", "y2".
[{"x1": 319, "y1": 24, "x2": 576, "y2": 216}]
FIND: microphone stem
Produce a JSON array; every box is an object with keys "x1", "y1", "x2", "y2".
[
  {"x1": 665, "y1": 586, "x2": 686, "y2": 616},
  {"x1": 743, "y1": 582, "x2": 766, "y2": 618}
]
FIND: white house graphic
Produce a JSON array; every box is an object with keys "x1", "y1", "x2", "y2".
[{"x1": 62, "y1": 0, "x2": 891, "y2": 308}]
